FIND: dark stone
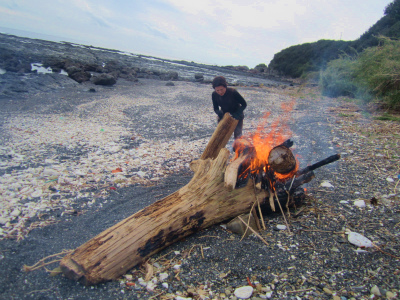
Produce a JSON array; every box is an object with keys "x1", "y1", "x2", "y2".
[
  {"x1": 68, "y1": 70, "x2": 91, "y2": 83},
  {"x1": 43, "y1": 58, "x2": 66, "y2": 71},
  {"x1": 160, "y1": 71, "x2": 178, "y2": 81},
  {"x1": 168, "y1": 71, "x2": 178, "y2": 80},
  {"x1": 65, "y1": 65, "x2": 81, "y2": 75},
  {"x1": 91, "y1": 74, "x2": 117, "y2": 86},
  {"x1": 194, "y1": 73, "x2": 204, "y2": 81},
  {"x1": 166, "y1": 81, "x2": 175, "y2": 86},
  {"x1": 83, "y1": 63, "x2": 101, "y2": 72}
]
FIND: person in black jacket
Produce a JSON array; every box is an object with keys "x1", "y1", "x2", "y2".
[{"x1": 212, "y1": 76, "x2": 247, "y2": 139}]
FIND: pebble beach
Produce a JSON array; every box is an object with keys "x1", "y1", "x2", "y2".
[{"x1": 0, "y1": 73, "x2": 399, "y2": 299}]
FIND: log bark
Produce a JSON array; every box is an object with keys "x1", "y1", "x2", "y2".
[
  {"x1": 201, "y1": 113, "x2": 238, "y2": 160},
  {"x1": 60, "y1": 148, "x2": 268, "y2": 285}
]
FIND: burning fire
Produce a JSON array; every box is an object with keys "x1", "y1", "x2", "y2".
[{"x1": 233, "y1": 100, "x2": 299, "y2": 184}]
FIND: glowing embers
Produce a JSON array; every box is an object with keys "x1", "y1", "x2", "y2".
[{"x1": 233, "y1": 137, "x2": 298, "y2": 190}]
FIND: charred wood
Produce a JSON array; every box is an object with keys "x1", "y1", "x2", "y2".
[{"x1": 296, "y1": 154, "x2": 341, "y2": 175}]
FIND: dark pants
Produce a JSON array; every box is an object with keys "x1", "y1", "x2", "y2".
[{"x1": 217, "y1": 115, "x2": 243, "y2": 139}]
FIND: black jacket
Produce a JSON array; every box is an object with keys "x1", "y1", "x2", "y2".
[{"x1": 212, "y1": 88, "x2": 247, "y2": 120}]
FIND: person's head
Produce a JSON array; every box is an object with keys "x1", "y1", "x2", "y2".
[{"x1": 212, "y1": 76, "x2": 227, "y2": 96}]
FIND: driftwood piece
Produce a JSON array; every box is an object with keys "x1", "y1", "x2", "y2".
[
  {"x1": 60, "y1": 113, "x2": 258, "y2": 285},
  {"x1": 201, "y1": 113, "x2": 238, "y2": 160},
  {"x1": 224, "y1": 153, "x2": 249, "y2": 191},
  {"x1": 60, "y1": 148, "x2": 268, "y2": 285}
]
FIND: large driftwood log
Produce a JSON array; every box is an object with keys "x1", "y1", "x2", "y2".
[
  {"x1": 60, "y1": 149, "x2": 268, "y2": 285},
  {"x1": 59, "y1": 113, "x2": 260, "y2": 285}
]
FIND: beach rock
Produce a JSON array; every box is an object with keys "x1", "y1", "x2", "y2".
[
  {"x1": 320, "y1": 180, "x2": 334, "y2": 188},
  {"x1": 68, "y1": 69, "x2": 91, "y2": 83},
  {"x1": 276, "y1": 225, "x2": 287, "y2": 230},
  {"x1": 370, "y1": 285, "x2": 381, "y2": 296},
  {"x1": 159, "y1": 273, "x2": 168, "y2": 281},
  {"x1": 347, "y1": 232, "x2": 373, "y2": 248},
  {"x1": 353, "y1": 200, "x2": 366, "y2": 208},
  {"x1": 194, "y1": 73, "x2": 204, "y2": 81},
  {"x1": 234, "y1": 286, "x2": 253, "y2": 299},
  {"x1": 92, "y1": 74, "x2": 117, "y2": 86}
]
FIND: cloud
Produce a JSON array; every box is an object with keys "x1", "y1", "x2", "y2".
[
  {"x1": 144, "y1": 24, "x2": 169, "y2": 39},
  {"x1": 0, "y1": 0, "x2": 393, "y2": 67}
]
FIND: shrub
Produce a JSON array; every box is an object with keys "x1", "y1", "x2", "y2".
[
  {"x1": 320, "y1": 37, "x2": 400, "y2": 110},
  {"x1": 354, "y1": 37, "x2": 400, "y2": 109},
  {"x1": 319, "y1": 54, "x2": 361, "y2": 98}
]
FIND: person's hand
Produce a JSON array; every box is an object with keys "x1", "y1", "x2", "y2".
[
  {"x1": 230, "y1": 112, "x2": 241, "y2": 120},
  {"x1": 230, "y1": 108, "x2": 243, "y2": 120}
]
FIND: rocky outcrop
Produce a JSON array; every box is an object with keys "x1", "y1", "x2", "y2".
[{"x1": 0, "y1": 33, "x2": 290, "y2": 96}]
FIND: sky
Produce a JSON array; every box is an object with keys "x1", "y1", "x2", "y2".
[{"x1": 0, "y1": 0, "x2": 394, "y2": 68}]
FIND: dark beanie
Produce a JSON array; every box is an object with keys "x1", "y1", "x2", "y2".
[{"x1": 212, "y1": 76, "x2": 227, "y2": 88}]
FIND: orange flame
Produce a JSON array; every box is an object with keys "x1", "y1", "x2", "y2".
[{"x1": 234, "y1": 99, "x2": 298, "y2": 181}]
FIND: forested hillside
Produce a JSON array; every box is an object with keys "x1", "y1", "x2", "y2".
[
  {"x1": 267, "y1": 40, "x2": 351, "y2": 78},
  {"x1": 268, "y1": 0, "x2": 400, "y2": 78}
]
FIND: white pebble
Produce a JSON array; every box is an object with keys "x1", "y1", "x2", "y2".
[
  {"x1": 124, "y1": 274, "x2": 133, "y2": 281},
  {"x1": 137, "y1": 277, "x2": 147, "y2": 287},
  {"x1": 10, "y1": 209, "x2": 21, "y2": 217},
  {"x1": 43, "y1": 168, "x2": 59, "y2": 176},
  {"x1": 31, "y1": 190, "x2": 42, "y2": 198},
  {"x1": 159, "y1": 272, "x2": 169, "y2": 281},
  {"x1": 320, "y1": 180, "x2": 334, "y2": 188},
  {"x1": 146, "y1": 281, "x2": 156, "y2": 292},
  {"x1": 75, "y1": 170, "x2": 86, "y2": 176},
  {"x1": 353, "y1": 200, "x2": 366, "y2": 208},
  {"x1": 0, "y1": 217, "x2": 9, "y2": 225},
  {"x1": 347, "y1": 232, "x2": 373, "y2": 248},
  {"x1": 234, "y1": 286, "x2": 254, "y2": 299}
]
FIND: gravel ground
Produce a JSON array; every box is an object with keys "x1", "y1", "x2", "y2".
[{"x1": 0, "y1": 76, "x2": 399, "y2": 300}]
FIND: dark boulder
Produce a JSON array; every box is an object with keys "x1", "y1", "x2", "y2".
[
  {"x1": 0, "y1": 49, "x2": 32, "y2": 73},
  {"x1": 194, "y1": 73, "x2": 204, "y2": 81},
  {"x1": 118, "y1": 67, "x2": 138, "y2": 81},
  {"x1": 91, "y1": 74, "x2": 117, "y2": 86},
  {"x1": 64, "y1": 63, "x2": 92, "y2": 83},
  {"x1": 103, "y1": 60, "x2": 121, "y2": 73},
  {"x1": 83, "y1": 63, "x2": 102, "y2": 72},
  {"x1": 68, "y1": 69, "x2": 91, "y2": 83},
  {"x1": 43, "y1": 58, "x2": 66, "y2": 73},
  {"x1": 160, "y1": 71, "x2": 178, "y2": 81}
]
